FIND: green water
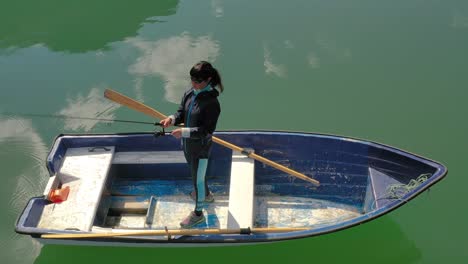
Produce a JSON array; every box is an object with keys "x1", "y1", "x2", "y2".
[{"x1": 1, "y1": 0, "x2": 467, "y2": 263}]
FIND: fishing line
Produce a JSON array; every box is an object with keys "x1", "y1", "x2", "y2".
[{"x1": 0, "y1": 112, "x2": 157, "y2": 125}]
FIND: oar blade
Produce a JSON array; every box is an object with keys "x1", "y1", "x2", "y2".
[{"x1": 104, "y1": 89, "x2": 167, "y2": 120}]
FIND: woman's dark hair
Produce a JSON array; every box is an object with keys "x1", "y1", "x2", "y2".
[{"x1": 190, "y1": 61, "x2": 224, "y2": 92}]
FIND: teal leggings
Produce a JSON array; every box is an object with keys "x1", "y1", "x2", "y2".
[{"x1": 187, "y1": 156, "x2": 210, "y2": 213}]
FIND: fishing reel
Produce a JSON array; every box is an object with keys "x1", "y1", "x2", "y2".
[{"x1": 153, "y1": 123, "x2": 166, "y2": 137}]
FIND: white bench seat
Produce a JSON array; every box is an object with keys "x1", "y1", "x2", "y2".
[
  {"x1": 38, "y1": 146, "x2": 114, "y2": 231},
  {"x1": 227, "y1": 149, "x2": 255, "y2": 229}
]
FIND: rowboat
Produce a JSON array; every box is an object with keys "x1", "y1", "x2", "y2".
[{"x1": 15, "y1": 130, "x2": 447, "y2": 246}]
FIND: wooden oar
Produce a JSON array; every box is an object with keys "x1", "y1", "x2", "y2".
[
  {"x1": 104, "y1": 88, "x2": 319, "y2": 186},
  {"x1": 41, "y1": 227, "x2": 309, "y2": 239}
]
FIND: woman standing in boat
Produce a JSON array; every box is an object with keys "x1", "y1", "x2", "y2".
[{"x1": 160, "y1": 61, "x2": 223, "y2": 228}]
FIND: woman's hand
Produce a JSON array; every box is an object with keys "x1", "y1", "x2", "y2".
[
  {"x1": 171, "y1": 128, "x2": 182, "y2": 139},
  {"x1": 160, "y1": 117, "x2": 172, "y2": 128}
]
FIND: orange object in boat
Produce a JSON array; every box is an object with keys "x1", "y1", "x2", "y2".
[{"x1": 47, "y1": 186, "x2": 70, "y2": 203}]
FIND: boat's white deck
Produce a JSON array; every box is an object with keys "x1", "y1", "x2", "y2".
[{"x1": 109, "y1": 195, "x2": 362, "y2": 230}]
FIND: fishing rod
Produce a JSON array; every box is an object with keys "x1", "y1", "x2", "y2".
[
  {"x1": 0, "y1": 112, "x2": 157, "y2": 125},
  {"x1": 0, "y1": 112, "x2": 166, "y2": 136}
]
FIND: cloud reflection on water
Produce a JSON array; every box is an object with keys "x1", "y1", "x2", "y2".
[
  {"x1": 211, "y1": 0, "x2": 224, "y2": 18},
  {"x1": 58, "y1": 87, "x2": 117, "y2": 132},
  {"x1": 0, "y1": 117, "x2": 46, "y2": 264},
  {"x1": 307, "y1": 52, "x2": 320, "y2": 69},
  {"x1": 263, "y1": 43, "x2": 287, "y2": 78},
  {"x1": 128, "y1": 33, "x2": 220, "y2": 103},
  {"x1": 452, "y1": 12, "x2": 468, "y2": 28},
  {"x1": 284, "y1": 40, "x2": 295, "y2": 49}
]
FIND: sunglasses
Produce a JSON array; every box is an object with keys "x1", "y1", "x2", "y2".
[{"x1": 190, "y1": 76, "x2": 206, "y2": 84}]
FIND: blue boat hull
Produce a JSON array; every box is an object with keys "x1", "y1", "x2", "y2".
[{"x1": 15, "y1": 131, "x2": 447, "y2": 246}]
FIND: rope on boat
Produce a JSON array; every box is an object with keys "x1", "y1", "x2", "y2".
[
  {"x1": 371, "y1": 173, "x2": 431, "y2": 210},
  {"x1": 385, "y1": 173, "x2": 430, "y2": 199}
]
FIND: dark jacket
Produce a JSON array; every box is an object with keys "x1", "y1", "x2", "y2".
[{"x1": 172, "y1": 86, "x2": 221, "y2": 158}]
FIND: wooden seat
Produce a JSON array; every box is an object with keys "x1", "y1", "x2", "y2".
[{"x1": 227, "y1": 149, "x2": 255, "y2": 229}]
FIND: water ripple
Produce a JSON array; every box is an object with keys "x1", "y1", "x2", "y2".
[{"x1": 0, "y1": 117, "x2": 47, "y2": 264}]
